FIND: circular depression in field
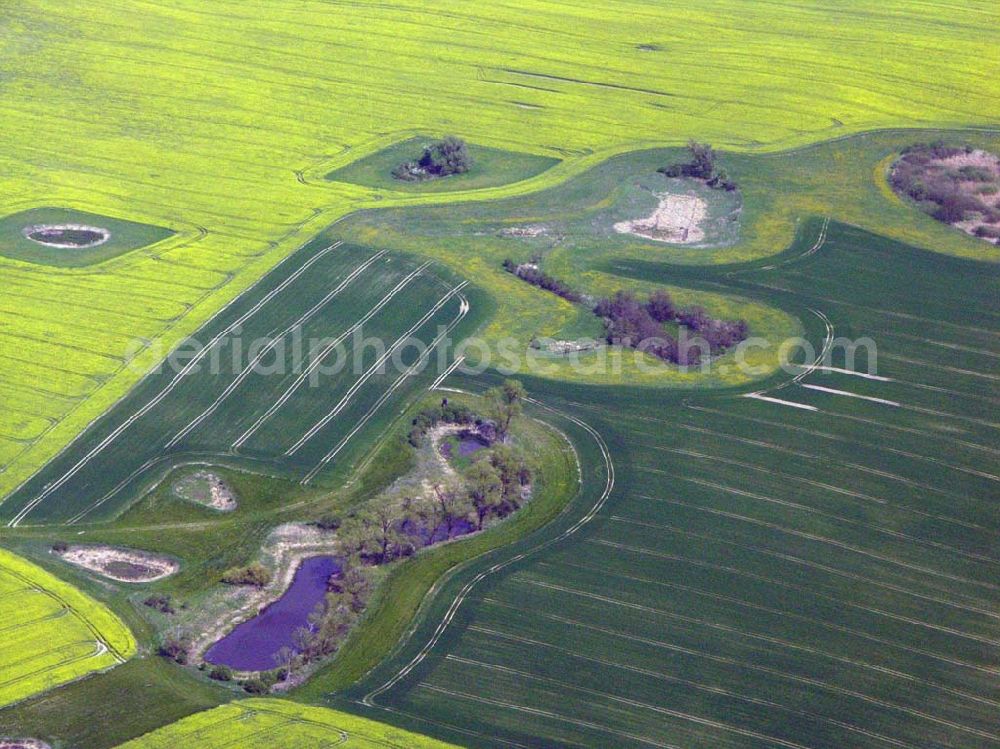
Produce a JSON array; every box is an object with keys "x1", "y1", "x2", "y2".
[{"x1": 22, "y1": 223, "x2": 110, "y2": 249}]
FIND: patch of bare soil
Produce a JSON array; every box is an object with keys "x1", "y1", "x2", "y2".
[
  {"x1": 501, "y1": 225, "x2": 548, "y2": 238},
  {"x1": 172, "y1": 470, "x2": 237, "y2": 511},
  {"x1": 56, "y1": 545, "x2": 178, "y2": 583},
  {"x1": 0, "y1": 740, "x2": 51, "y2": 749},
  {"x1": 614, "y1": 193, "x2": 707, "y2": 243}
]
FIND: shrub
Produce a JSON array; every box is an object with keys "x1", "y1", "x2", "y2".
[
  {"x1": 645, "y1": 290, "x2": 676, "y2": 322},
  {"x1": 221, "y1": 563, "x2": 272, "y2": 587},
  {"x1": 502, "y1": 259, "x2": 581, "y2": 302},
  {"x1": 419, "y1": 135, "x2": 472, "y2": 176},
  {"x1": 933, "y1": 194, "x2": 972, "y2": 223},
  {"x1": 158, "y1": 636, "x2": 190, "y2": 664},
  {"x1": 143, "y1": 594, "x2": 175, "y2": 615},
  {"x1": 659, "y1": 140, "x2": 735, "y2": 189},
  {"x1": 241, "y1": 676, "x2": 269, "y2": 694},
  {"x1": 51, "y1": 541, "x2": 68, "y2": 554},
  {"x1": 208, "y1": 664, "x2": 233, "y2": 681},
  {"x1": 956, "y1": 165, "x2": 993, "y2": 182},
  {"x1": 974, "y1": 225, "x2": 1000, "y2": 239},
  {"x1": 311, "y1": 515, "x2": 341, "y2": 531}
]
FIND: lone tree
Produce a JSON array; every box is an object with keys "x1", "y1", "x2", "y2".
[{"x1": 486, "y1": 379, "x2": 525, "y2": 442}]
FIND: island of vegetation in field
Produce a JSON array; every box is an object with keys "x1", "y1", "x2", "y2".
[
  {"x1": 391, "y1": 135, "x2": 473, "y2": 182},
  {"x1": 52, "y1": 543, "x2": 179, "y2": 583},
  {"x1": 141, "y1": 382, "x2": 571, "y2": 695},
  {"x1": 171, "y1": 470, "x2": 237, "y2": 512},
  {"x1": 890, "y1": 142, "x2": 1000, "y2": 243},
  {"x1": 324, "y1": 135, "x2": 559, "y2": 192},
  {"x1": 0, "y1": 207, "x2": 174, "y2": 266}
]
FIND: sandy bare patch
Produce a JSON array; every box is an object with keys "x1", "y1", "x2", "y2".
[
  {"x1": 614, "y1": 193, "x2": 707, "y2": 243},
  {"x1": 501, "y1": 225, "x2": 548, "y2": 238},
  {"x1": 172, "y1": 470, "x2": 237, "y2": 512},
  {"x1": 0, "y1": 740, "x2": 51, "y2": 749},
  {"x1": 57, "y1": 545, "x2": 178, "y2": 583}
]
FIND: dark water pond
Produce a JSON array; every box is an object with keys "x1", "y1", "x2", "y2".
[
  {"x1": 205, "y1": 555, "x2": 340, "y2": 672},
  {"x1": 26, "y1": 227, "x2": 108, "y2": 248},
  {"x1": 440, "y1": 432, "x2": 489, "y2": 461}
]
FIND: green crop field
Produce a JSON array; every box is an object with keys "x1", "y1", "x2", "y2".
[
  {"x1": 114, "y1": 699, "x2": 463, "y2": 748},
  {"x1": 1, "y1": 0, "x2": 998, "y2": 504},
  {"x1": 0, "y1": 239, "x2": 484, "y2": 525},
  {"x1": 2, "y1": 1, "x2": 1000, "y2": 748},
  {"x1": 339, "y1": 219, "x2": 1000, "y2": 749},
  {"x1": 0, "y1": 547, "x2": 135, "y2": 708}
]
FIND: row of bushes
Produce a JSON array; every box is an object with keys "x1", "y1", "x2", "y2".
[
  {"x1": 408, "y1": 400, "x2": 481, "y2": 447},
  {"x1": 502, "y1": 258, "x2": 582, "y2": 302}
]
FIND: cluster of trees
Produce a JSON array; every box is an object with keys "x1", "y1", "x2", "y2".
[
  {"x1": 594, "y1": 289, "x2": 748, "y2": 365},
  {"x1": 334, "y1": 443, "x2": 531, "y2": 569},
  {"x1": 408, "y1": 400, "x2": 481, "y2": 447},
  {"x1": 502, "y1": 258, "x2": 582, "y2": 303},
  {"x1": 225, "y1": 383, "x2": 530, "y2": 686},
  {"x1": 392, "y1": 136, "x2": 473, "y2": 181},
  {"x1": 282, "y1": 439, "x2": 530, "y2": 676},
  {"x1": 220, "y1": 563, "x2": 272, "y2": 587},
  {"x1": 891, "y1": 142, "x2": 1000, "y2": 232},
  {"x1": 659, "y1": 140, "x2": 737, "y2": 191}
]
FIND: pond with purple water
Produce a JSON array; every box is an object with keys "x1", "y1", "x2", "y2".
[
  {"x1": 440, "y1": 431, "x2": 490, "y2": 468},
  {"x1": 205, "y1": 555, "x2": 340, "y2": 672}
]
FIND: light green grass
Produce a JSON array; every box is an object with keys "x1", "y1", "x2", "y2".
[
  {"x1": 0, "y1": 547, "x2": 135, "y2": 708},
  {"x1": 1, "y1": 0, "x2": 998, "y2": 504},
  {"x1": 325, "y1": 137, "x2": 560, "y2": 193},
  {"x1": 113, "y1": 699, "x2": 463, "y2": 748}
]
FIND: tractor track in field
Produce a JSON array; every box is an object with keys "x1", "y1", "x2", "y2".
[
  {"x1": 361, "y1": 397, "x2": 614, "y2": 707},
  {"x1": 5, "y1": 241, "x2": 346, "y2": 527}
]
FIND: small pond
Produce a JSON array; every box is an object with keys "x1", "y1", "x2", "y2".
[
  {"x1": 205, "y1": 555, "x2": 340, "y2": 672},
  {"x1": 440, "y1": 431, "x2": 490, "y2": 464},
  {"x1": 23, "y1": 224, "x2": 110, "y2": 248}
]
